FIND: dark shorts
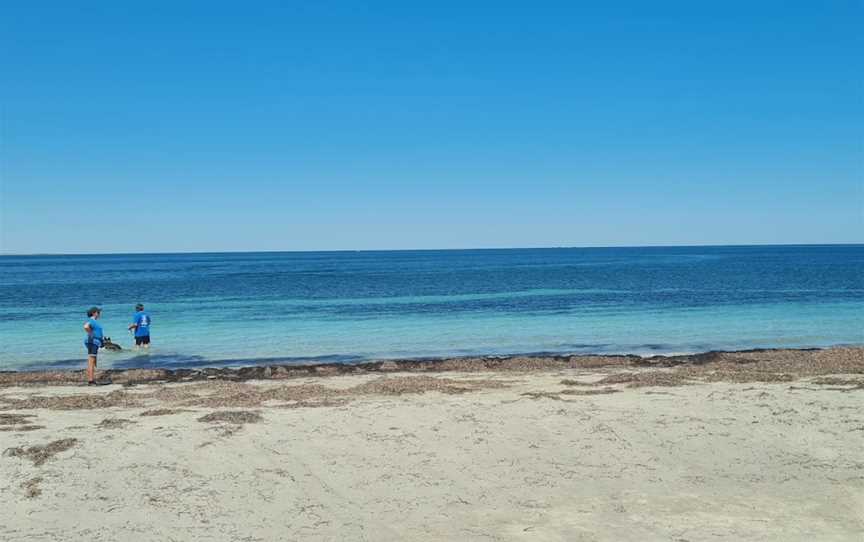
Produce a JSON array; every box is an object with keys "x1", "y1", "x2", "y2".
[
  {"x1": 86, "y1": 342, "x2": 99, "y2": 356},
  {"x1": 135, "y1": 335, "x2": 151, "y2": 345}
]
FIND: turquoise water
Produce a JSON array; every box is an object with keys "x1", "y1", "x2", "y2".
[{"x1": 0, "y1": 246, "x2": 862, "y2": 370}]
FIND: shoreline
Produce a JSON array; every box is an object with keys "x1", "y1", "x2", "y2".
[{"x1": 2, "y1": 345, "x2": 861, "y2": 387}]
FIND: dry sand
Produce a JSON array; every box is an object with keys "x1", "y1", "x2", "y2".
[{"x1": 1, "y1": 347, "x2": 863, "y2": 541}]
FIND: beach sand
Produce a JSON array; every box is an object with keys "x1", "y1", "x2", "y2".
[{"x1": 1, "y1": 347, "x2": 863, "y2": 541}]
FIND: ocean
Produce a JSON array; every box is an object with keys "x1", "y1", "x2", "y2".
[{"x1": 1, "y1": 245, "x2": 862, "y2": 371}]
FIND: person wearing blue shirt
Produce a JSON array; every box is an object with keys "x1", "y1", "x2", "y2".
[
  {"x1": 83, "y1": 306, "x2": 110, "y2": 385},
  {"x1": 128, "y1": 303, "x2": 152, "y2": 349}
]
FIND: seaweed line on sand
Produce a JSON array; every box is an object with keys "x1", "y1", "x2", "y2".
[
  {"x1": 0, "y1": 376, "x2": 509, "y2": 412},
  {"x1": 139, "y1": 408, "x2": 191, "y2": 417},
  {"x1": 0, "y1": 413, "x2": 36, "y2": 425},
  {"x1": 0, "y1": 349, "x2": 862, "y2": 413},
  {"x1": 2, "y1": 347, "x2": 860, "y2": 388},
  {"x1": 21, "y1": 477, "x2": 43, "y2": 498},
  {"x1": 97, "y1": 418, "x2": 137, "y2": 429},
  {"x1": 3, "y1": 438, "x2": 78, "y2": 466},
  {"x1": 198, "y1": 411, "x2": 263, "y2": 424}
]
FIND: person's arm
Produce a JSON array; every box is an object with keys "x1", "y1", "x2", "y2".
[
  {"x1": 129, "y1": 314, "x2": 139, "y2": 331},
  {"x1": 84, "y1": 322, "x2": 93, "y2": 336}
]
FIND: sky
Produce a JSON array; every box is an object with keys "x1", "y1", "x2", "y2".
[{"x1": 1, "y1": 1, "x2": 862, "y2": 254}]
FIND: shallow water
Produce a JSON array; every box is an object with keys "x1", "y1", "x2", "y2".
[{"x1": 1, "y1": 245, "x2": 862, "y2": 370}]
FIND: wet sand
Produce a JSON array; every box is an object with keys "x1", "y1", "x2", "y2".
[{"x1": 1, "y1": 347, "x2": 863, "y2": 541}]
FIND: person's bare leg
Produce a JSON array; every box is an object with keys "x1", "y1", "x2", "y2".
[{"x1": 87, "y1": 355, "x2": 96, "y2": 383}]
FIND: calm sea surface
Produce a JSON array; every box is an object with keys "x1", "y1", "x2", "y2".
[{"x1": 1, "y1": 245, "x2": 862, "y2": 370}]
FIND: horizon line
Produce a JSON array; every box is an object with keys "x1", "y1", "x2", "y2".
[{"x1": 1, "y1": 242, "x2": 862, "y2": 257}]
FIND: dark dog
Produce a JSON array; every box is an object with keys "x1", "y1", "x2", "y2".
[{"x1": 101, "y1": 337, "x2": 123, "y2": 352}]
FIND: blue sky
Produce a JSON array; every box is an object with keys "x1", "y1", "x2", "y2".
[{"x1": 1, "y1": 1, "x2": 861, "y2": 253}]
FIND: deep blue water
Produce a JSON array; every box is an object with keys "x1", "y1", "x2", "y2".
[{"x1": 1, "y1": 245, "x2": 862, "y2": 370}]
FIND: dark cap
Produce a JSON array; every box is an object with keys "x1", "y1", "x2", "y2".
[
  {"x1": 87, "y1": 306, "x2": 102, "y2": 317},
  {"x1": 135, "y1": 303, "x2": 145, "y2": 311}
]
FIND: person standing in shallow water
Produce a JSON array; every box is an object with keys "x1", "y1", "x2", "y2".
[
  {"x1": 128, "y1": 303, "x2": 152, "y2": 349},
  {"x1": 83, "y1": 307, "x2": 110, "y2": 385}
]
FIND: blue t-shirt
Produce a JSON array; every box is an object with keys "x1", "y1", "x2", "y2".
[
  {"x1": 85, "y1": 318, "x2": 103, "y2": 346},
  {"x1": 132, "y1": 311, "x2": 151, "y2": 337}
]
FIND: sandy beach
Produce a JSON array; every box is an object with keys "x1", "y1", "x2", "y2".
[{"x1": 2, "y1": 347, "x2": 862, "y2": 541}]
